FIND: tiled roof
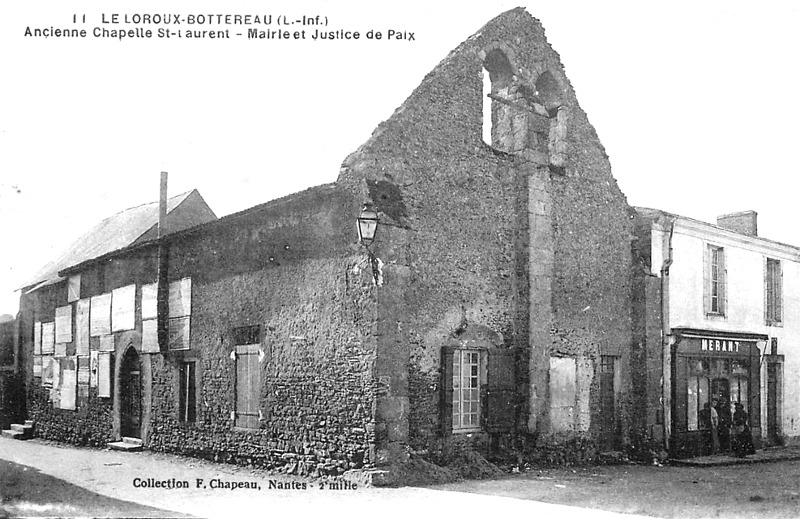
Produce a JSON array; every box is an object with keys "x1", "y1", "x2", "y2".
[{"x1": 21, "y1": 190, "x2": 216, "y2": 292}]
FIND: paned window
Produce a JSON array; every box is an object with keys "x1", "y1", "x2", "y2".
[
  {"x1": 453, "y1": 350, "x2": 481, "y2": 431},
  {"x1": 706, "y1": 245, "x2": 726, "y2": 316},
  {"x1": 441, "y1": 345, "x2": 516, "y2": 434}
]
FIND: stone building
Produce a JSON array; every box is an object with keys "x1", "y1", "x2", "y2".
[
  {"x1": 12, "y1": 8, "x2": 639, "y2": 476},
  {"x1": 633, "y1": 208, "x2": 800, "y2": 457},
  {"x1": 337, "y1": 7, "x2": 635, "y2": 466}
]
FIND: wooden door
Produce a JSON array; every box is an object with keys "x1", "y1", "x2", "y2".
[
  {"x1": 599, "y1": 356, "x2": 617, "y2": 450},
  {"x1": 120, "y1": 349, "x2": 142, "y2": 438},
  {"x1": 767, "y1": 362, "x2": 780, "y2": 445}
]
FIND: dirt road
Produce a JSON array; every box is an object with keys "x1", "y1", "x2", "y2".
[
  {"x1": 433, "y1": 460, "x2": 800, "y2": 518},
  {"x1": 0, "y1": 437, "x2": 639, "y2": 519}
]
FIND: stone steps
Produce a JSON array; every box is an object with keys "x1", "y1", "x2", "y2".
[
  {"x1": 107, "y1": 437, "x2": 143, "y2": 452},
  {"x1": 2, "y1": 420, "x2": 34, "y2": 440}
]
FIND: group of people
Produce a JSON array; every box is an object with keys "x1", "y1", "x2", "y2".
[{"x1": 700, "y1": 400, "x2": 756, "y2": 457}]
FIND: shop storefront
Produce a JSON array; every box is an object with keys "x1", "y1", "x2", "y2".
[{"x1": 671, "y1": 328, "x2": 766, "y2": 458}]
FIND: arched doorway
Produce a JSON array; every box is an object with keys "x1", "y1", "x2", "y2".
[{"x1": 120, "y1": 347, "x2": 142, "y2": 439}]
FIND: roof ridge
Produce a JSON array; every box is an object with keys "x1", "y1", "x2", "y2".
[{"x1": 93, "y1": 189, "x2": 195, "y2": 224}]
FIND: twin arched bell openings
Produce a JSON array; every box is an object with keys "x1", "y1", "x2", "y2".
[{"x1": 480, "y1": 43, "x2": 565, "y2": 161}]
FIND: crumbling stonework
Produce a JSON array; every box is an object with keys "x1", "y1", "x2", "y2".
[
  {"x1": 338, "y1": 7, "x2": 635, "y2": 466},
  {"x1": 16, "y1": 8, "x2": 643, "y2": 479},
  {"x1": 19, "y1": 185, "x2": 379, "y2": 476}
]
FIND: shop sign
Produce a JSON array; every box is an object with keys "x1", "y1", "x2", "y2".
[{"x1": 700, "y1": 338, "x2": 741, "y2": 353}]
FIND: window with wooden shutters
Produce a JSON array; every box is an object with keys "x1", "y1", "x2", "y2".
[
  {"x1": 441, "y1": 346, "x2": 516, "y2": 434},
  {"x1": 234, "y1": 325, "x2": 261, "y2": 430},
  {"x1": 483, "y1": 348, "x2": 517, "y2": 432},
  {"x1": 766, "y1": 258, "x2": 782, "y2": 325}
]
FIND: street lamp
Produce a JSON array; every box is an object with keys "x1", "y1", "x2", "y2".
[
  {"x1": 357, "y1": 204, "x2": 378, "y2": 244},
  {"x1": 356, "y1": 203, "x2": 381, "y2": 285}
]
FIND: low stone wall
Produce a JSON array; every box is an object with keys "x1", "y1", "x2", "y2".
[{"x1": 27, "y1": 386, "x2": 114, "y2": 446}]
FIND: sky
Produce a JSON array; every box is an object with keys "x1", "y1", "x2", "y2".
[{"x1": 2, "y1": 1, "x2": 799, "y2": 316}]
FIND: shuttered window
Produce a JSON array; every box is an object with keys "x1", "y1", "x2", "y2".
[
  {"x1": 234, "y1": 325, "x2": 261, "y2": 430},
  {"x1": 441, "y1": 346, "x2": 516, "y2": 434},
  {"x1": 766, "y1": 258, "x2": 782, "y2": 325}
]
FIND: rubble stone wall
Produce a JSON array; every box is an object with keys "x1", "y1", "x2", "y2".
[
  {"x1": 143, "y1": 186, "x2": 378, "y2": 475},
  {"x1": 337, "y1": 8, "x2": 635, "y2": 464}
]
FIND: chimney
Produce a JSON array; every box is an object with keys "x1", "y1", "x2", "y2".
[
  {"x1": 716, "y1": 210, "x2": 758, "y2": 237},
  {"x1": 157, "y1": 172, "x2": 169, "y2": 351}
]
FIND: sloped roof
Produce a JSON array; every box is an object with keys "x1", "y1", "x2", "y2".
[
  {"x1": 22, "y1": 190, "x2": 216, "y2": 292},
  {"x1": 634, "y1": 206, "x2": 800, "y2": 254}
]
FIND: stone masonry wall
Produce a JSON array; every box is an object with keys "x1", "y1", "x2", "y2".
[
  {"x1": 337, "y1": 8, "x2": 636, "y2": 464},
  {"x1": 19, "y1": 185, "x2": 379, "y2": 476},
  {"x1": 143, "y1": 185, "x2": 378, "y2": 475},
  {"x1": 20, "y1": 249, "x2": 160, "y2": 445}
]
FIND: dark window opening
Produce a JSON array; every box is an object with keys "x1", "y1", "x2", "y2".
[
  {"x1": 179, "y1": 362, "x2": 196, "y2": 423},
  {"x1": 233, "y1": 325, "x2": 261, "y2": 346}
]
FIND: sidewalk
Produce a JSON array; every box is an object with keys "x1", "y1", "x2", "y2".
[
  {"x1": 671, "y1": 444, "x2": 800, "y2": 467},
  {"x1": 0, "y1": 437, "x2": 647, "y2": 519}
]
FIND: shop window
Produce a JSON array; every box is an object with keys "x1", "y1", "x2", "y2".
[
  {"x1": 705, "y1": 245, "x2": 726, "y2": 316},
  {"x1": 687, "y1": 376, "x2": 710, "y2": 431},
  {"x1": 730, "y1": 377, "x2": 748, "y2": 414},
  {"x1": 234, "y1": 325, "x2": 261, "y2": 429},
  {"x1": 179, "y1": 362, "x2": 196, "y2": 423},
  {"x1": 766, "y1": 258, "x2": 782, "y2": 325}
]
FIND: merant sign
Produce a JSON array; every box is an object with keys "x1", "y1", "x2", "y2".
[{"x1": 700, "y1": 338, "x2": 741, "y2": 353}]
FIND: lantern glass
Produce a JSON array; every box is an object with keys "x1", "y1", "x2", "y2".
[{"x1": 357, "y1": 207, "x2": 378, "y2": 243}]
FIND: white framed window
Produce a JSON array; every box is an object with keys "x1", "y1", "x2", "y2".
[
  {"x1": 453, "y1": 349, "x2": 482, "y2": 431},
  {"x1": 705, "y1": 245, "x2": 726, "y2": 316}
]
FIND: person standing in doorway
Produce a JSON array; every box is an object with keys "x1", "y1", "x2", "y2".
[
  {"x1": 706, "y1": 401, "x2": 720, "y2": 454},
  {"x1": 716, "y1": 398, "x2": 732, "y2": 452},
  {"x1": 733, "y1": 403, "x2": 755, "y2": 457}
]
